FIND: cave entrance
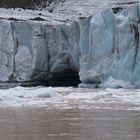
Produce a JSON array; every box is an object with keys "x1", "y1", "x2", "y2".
[
  {"x1": 48, "y1": 70, "x2": 81, "y2": 87},
  {"x1": 20, "y1": 70, "x2": 81, "y2": 88}
]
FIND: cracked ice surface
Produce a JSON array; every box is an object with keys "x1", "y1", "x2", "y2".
[{"x1": 0, "y1": 86, "x2": 139, "y2": 110}]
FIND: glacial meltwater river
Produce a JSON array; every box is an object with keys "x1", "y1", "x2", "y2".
[{"x1": 0, "y1": 87, "x2": 139, "y2": 140}]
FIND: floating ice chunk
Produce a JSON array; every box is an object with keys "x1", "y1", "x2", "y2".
[{"x1": 38, "y1": 90, "x2": 61, "y2": 98}]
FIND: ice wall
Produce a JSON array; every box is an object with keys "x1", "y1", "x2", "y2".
[
  {"x1": 0, "y1": 20, "x2": 80, "y2": 84},
  {"x1": 79, "y1": 4, "x2": 140, "y2": 88},
  {"x1": 1, "y1": 3, "x2": 140, "y2": 88}
]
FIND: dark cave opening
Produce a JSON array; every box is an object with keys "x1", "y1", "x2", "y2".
[
  {"x1": 0, "y1": 70, "x2": 81, "y2": 89},
  {"x1": 48, "y1": 70, "x2": 81, "y2": 87}
]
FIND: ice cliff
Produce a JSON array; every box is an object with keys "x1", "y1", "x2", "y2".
[
  {"x1": 0, "y1": 2, "x2": 140, "y2": 88},
  {"x1": 79, "y1": 3, "x2": 140, "y2": 88},
  {"x1": 0, "y1": 20, "x2": 80, "y2": 86}
]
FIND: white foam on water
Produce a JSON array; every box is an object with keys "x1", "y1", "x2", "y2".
[{"x1": 0, "y1": 86, "x2": 139, "y2": 110}]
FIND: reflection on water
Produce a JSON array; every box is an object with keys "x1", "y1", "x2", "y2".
[{"x1": 0, "y1": 107, "x2": 139, "y2": 140}]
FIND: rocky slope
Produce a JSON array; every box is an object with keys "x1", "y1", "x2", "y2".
[
  {"x1": 0, "y1": 0, "x2": 64, "y2": 9},
  {"x1": 0, "y1": 0, "x2": 139, "y2": 88}
]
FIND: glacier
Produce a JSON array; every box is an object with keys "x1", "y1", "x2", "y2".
[
  {"x1": 79, "y1": 4, "x2": 140, "y2": 88},
  {"x1": 0, "y1": 19, "x2": 80, "y2": 87},
  {"x1": 0, "y1": 2, "x2": 140, "y2": 88}
]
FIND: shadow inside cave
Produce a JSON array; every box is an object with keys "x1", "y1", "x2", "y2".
[{"x1": 48, "y1": 70, "x2": 81, "y2": 87}]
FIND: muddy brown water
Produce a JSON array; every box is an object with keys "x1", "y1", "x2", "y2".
[{"x1": 0, "y1": 107, "x2": 139, "y2": 140}]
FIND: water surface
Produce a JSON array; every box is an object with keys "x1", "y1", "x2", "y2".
[
  {"x1": 0, "y1": 107, "x2": 140, "y2": 140},
  {"x1": 0, "y1": 87, "x2": 140, "y2": 140}
]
